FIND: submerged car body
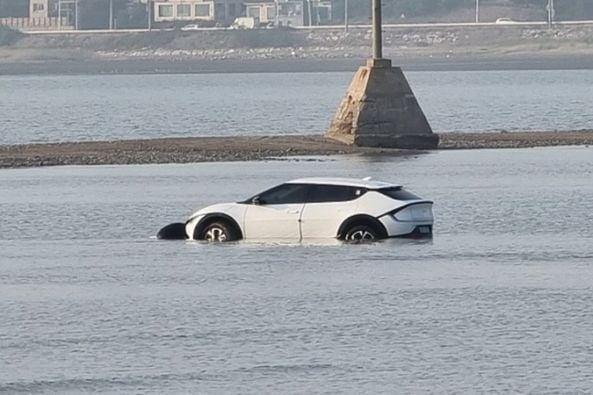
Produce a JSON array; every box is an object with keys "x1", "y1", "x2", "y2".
[{"x1": 158, "y1": 177, "x2": 434, "y2": 242}]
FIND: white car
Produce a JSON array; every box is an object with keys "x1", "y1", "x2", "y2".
[
  {"x1": 180, "y1": 24, "x2": 201, "y2": 31},
  {"x1": 495, "y1": 18, "x2": 518, "y2": 24},
  {"x1": 157, "y1": 177, "x2": 434, "y2": 242}
]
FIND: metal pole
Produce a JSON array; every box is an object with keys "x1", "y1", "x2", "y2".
[
  {"x1": 148, "y1": 0, "x2": 152, "y2": 30},
  {"x1": 372, "y1": 0, "x2": 382, "y2": 59},
  {"x1": 344, "y1": 0, "x2": 348, "y2": 32},
  {"x1": 58, "y1": 0, "x2": 62, "y2": 29},
  {"x1": 475, "y1": 0, "x2": 479, "y2": 23},
  {"x1": 307, "y1": 0, "x2": 313, "y2": 26},
  {"x1": 75, "y1": 0, "x2": 79, "y2": 30},
  {"x1": 547, "y1": 0, "x2": 552, "y2": 28},
  {"x1": 109, "y1": 0, "x2": 113, "y2": 29}
]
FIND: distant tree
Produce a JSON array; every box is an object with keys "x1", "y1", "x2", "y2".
[
  {"x1": 0, "y1": 0, "x2": 29, "y2": 18},
  {"x1": 331, "y1": 0, "x2": 370, "y2": 23},
  {"x1": 116, "y1": 2, "x2": 148, "y2": 29},
  {"x1": 332, "y1": 0, "x2": 476, "y2": 22},
  {"x1": 78, "y1": 0, "x2": 129, "y2": 29},
  {"x1": 508, "y1": 0, "x2": 593, "y2": 19},
  {"x1": 508, "y1": 0, "x2": 536, "y2": 6},
  {"x1": 554, "y1": 0, "x2": 593, "y2": 20},
  {"x1": 392, "y1": 0, "x2": 474, "y2": 17}
]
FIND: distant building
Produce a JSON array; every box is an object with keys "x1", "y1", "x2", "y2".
[
  {"x1": 1, "y1": 0, "x2": 332, "y2": 30},
  {"x1": 152, "y1": 0, "x2": 331, "y2": 27},
  {"x1": 153, "y1": 0, "x2": 243, "y2": 25},
  {"x1": 244, "y1": 0, "x2": 331, "y2": 27},
  {"x1": 0, "y1": 0, "x2": 71, "y2": 30},
  {"x1": 30, "y1": 0, "x2": 48, "y2": 19}
]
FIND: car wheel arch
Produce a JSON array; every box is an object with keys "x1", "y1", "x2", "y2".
[
  {"x1": 194, "y1": 213, "x2": 243, "y2": 240},
  {"x1": 337, "y1": 214, "x2": 388, "y2": 240}
]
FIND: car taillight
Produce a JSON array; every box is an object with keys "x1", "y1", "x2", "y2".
[{"x1": 393, "y1": 204, "x2": 433, "y2": 222}]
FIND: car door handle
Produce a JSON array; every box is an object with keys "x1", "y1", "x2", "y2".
[{"x1": 286, "y1": 209, "x2": 300, "y2": 214}]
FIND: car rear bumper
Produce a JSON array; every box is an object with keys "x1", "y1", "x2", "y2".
[
  {"x1": 391, "y1": 225, "x2": 433, "y2": 238},
  {"x1": 379, "y1": 214, "x2": 433, "y2": 238}
]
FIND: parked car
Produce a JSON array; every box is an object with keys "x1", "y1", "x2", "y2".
[
  {"x1": 157, "y1": 177, "x2": 434, "y2": 242},
  {"x1": 495, "y1": 18, "x2": 518, "y2": 24},
  {"x1": 230, "y1": 17, "x2": 257, "y2": 30},
  {"x1": 180, "y1": 23, "x2": 201, "y2": 31}
]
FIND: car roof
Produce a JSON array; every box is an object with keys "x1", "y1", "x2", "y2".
[{"x1": 286, "y1": 177, "x2": 401, "y2": 189}]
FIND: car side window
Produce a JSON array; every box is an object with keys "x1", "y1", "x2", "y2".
[
  {"x1": 257, "y1": 184, "x2": 309, "y2": 205},
  {"x1": 307, "y1": 185, "x2": 365, "y2": 203}
]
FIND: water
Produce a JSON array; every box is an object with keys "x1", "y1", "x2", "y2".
[
  {"x1": 2, "y1": 146, "x2": 593, "y2": 393},
  {"x1": 2, "y1": 70, "x2": 593, "y2": 145}
]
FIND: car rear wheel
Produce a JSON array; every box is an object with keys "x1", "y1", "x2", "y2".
[
  {"x1": 199, "y1": 221, "x2": 237, "y2": 242},
  {"x1": 344, "y1": 225, "x2": 378, "y2": 242}
]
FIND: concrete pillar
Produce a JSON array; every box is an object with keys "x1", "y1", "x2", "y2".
[
  {"x1": 326, "y1": 58, "x2": 438, "y2": 149},
  {"x1": 325, "y1": 0, "x2": 438, "y2": 149}
]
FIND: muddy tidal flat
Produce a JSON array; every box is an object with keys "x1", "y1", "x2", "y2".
[{"x1": 1, "y1": 131, "x2": 592, "y2": 169}]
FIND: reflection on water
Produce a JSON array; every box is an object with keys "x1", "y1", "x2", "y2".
[
  {"x1": 1, "y1": 70, "x2": 593, "y2": 144},
  {"x1": 180, "y1": 237, "x2": 434, "y2": 247},
  {"x1": 1, "y1": 146, "x2": 593, "y2": 393}
]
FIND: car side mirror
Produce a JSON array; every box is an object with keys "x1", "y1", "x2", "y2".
[{"x1": 252, "y1": 197, "x2": 262, "y2": 205}]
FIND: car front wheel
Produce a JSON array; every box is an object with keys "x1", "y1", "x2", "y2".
[
  {"x1": 344, "y1": 225, "x2": 378, "y2": 242},
  {"x1": 199, "y1": 221, "x2": 237, "y2": 242}
]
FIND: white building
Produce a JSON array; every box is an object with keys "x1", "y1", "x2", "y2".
[
  {"x1": 152, "y1": 0, "x2": 332, "y2": 27},
  {"x1": 244, "y1": 0, "x2": 331, "y2": 27},
  {"x1": 0, "y1": 0, "x2": 69, "y2": 30},
  {"x1": 153, "y1": 0, "x2": 243, "y2": 24}
]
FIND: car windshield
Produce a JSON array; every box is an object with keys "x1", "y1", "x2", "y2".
[{"x1": 378, "y1": 187, "x2": 421, "y2": 201}]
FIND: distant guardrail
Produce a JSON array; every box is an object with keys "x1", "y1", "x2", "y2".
[
  {"x1": 19, "y1": 20, "x2": 593, "y2": 35},
  {"x1": 1, "y1": 17, "x2": 71, "y2": 30}
]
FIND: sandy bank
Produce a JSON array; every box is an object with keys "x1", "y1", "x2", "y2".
[
  {"x1": 1, "y1": 131, "x2": 592, "y2": 169},
  {"x1": 0, "y1": 136, "x2": 360, "y2": 168}
]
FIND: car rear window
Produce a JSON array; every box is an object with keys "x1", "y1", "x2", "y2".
[{"x1": 378, "y1": 187, "x2": 421, "y2": 201}]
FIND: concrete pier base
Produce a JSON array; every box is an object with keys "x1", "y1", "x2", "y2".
[{"x1": 326, "y1": 58, "x2": 439, "y2": 149}]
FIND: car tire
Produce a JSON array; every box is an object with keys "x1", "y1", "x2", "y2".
[
  {"x1": 344, "y1": 225, "x2": 378, "y2": 243},
  {"x1": 198, "y1": 221, "x2": 238, "y2": 242}
]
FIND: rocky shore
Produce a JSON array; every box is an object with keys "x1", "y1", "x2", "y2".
[
  {"x1": 0, "y1": 136, "x2": 360, "y2": 168},
  {"x1": 438, "y1": 130, "x2": 593, "y2": 149},
  {"x1": 2, "y1": 25, "x2": 593, "y2": 74},
  {"x1": 1, "y1": 130, "x2": 592, "y2": 169}
]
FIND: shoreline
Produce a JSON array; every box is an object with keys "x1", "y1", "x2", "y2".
[
  {"x1": 2, "y1": 25, "x2": 593, "y2": 75},
  {"x1": 1, "y1": 131, "x2": 592, "y2": 169},
  {"x1": 2, "y1": 53, "x2": 593, "y2": 75}
]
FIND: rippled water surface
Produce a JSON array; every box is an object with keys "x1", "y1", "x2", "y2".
[
  {"x1": 2, "y1": 146, "x2": 593, "y2": 393},
  {"x1": 2, "y1": 70, "x2": 593, "y2": 144}
]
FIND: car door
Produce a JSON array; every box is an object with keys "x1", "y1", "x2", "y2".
[
  {"x1": 300, "y1": 185, "x2": 364, "y2": 238},
  {"x1": 243, "y1": 183, "x2": 309, "y2": 240}
]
